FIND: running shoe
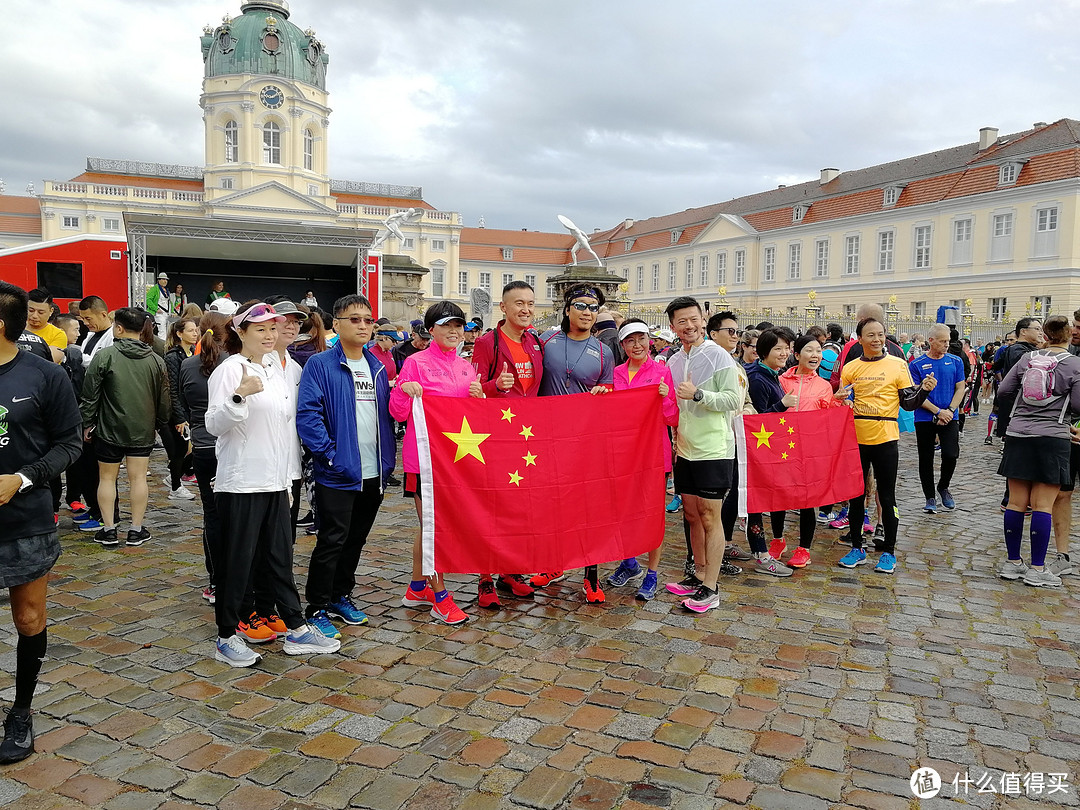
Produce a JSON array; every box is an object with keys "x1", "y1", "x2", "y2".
[
  {"x1": 126, "y1": 528, "x2": 151, "y2": 547},
  {"x1": 0, "y1": 709, "x2": 34, "y2": 765},
  {"x1": 168, "y1": 485, "x2": 196, "y2": 501},
  {"x1": 723, "y1": 545, "x2": 754, "y2": 562},
  {"x1": 1022, "y1": 567, "x2": 1063, "y2": 588},
  {"x1": 296, "y1": 511, "x2": 315, "y2": 528},
  {"x1": 683, "y1": 556, "x2": 696, "y2": 579},
  {"x1": 636, "y1": 571, "x2": 658, "y2": 601},
  {"x1": 496, "y1": 574, "x2": 535, "y2": 598},
  {"x1": 923, "y1": 498, "x2": 937, "y2": 514},
  {"x1": 754, "y1": 556, "x2": 793, "y2": 577},
  {"x1": 828, "y1": 508, "x2": 849, "y2": 530},
  {"x1": 79, "y1": 518, "x2": 104, "y2": 533},
  {"x1": 202, "y1": 586, "x2": 216, "y2": 604},
  {"x1": 583, "y1": 579, "x2": 606, "y2": 603},
  {"x1": 817, "y1": 510, "x2": 837, "y2": 524},
  {"x1": 1049, "y1": 553, "x2": 1073, "y2": 577},
  {"x1": 872, "y1": 524, "x2": 885, "y2": 550},
  {"x1": 838, "y1": 548, "x2": 868, "y2": 568},
  {"x1": 264, "y1": 615, "x2": 287, "y2": 636},
  {"x1": 768, "y1": 539, "x2": 786, "y2": 560},
  {"x1": 984, "y1": 436, "x2": 994, "y2": 446},
  {"x1": 788, "y1": 547, "x2": 811, "y2": 568},
  {"x1": 307, "y1": 610, "x2": 341, "y2": 639},
  {"x1": 665, "y1": 575, "x2": 702, "y2": 596},
  {"x1": 283, "y1": 624, "x2": 342, "y2": 655},
  {"x1": 215, "y1": 635, "x2": 261, "y2": 668},
  {"x1": 477, "y1": 578, "x2": 500, "y2": 608},
  {"x1": 997, "y1": 559, "x2": 1028, "y2": 581},
  {"x1": 607, "y1": 561, "x2": 645, "y2": 588},
  {"x1": 719, "y1": 563, "x2": 742, "y2": 576},
  {"x1": 93, "y1": 527, "x2": 119, "y2": 547},
  {"x1": 665, "y1": 494, "x2": 682, "y2": 513},
  {"x1": 68, "y1": 500, "x2": 89, "y2": 515},
  {"x1": 938, "y1": 489, "x2": 956, "y2": 510},
  {"x1": 181, "y1": 473, "x2": 197, "y2": 484},
  {"x1": 682, "y1": 585, "x2": 719, "y2": 613},
  {"x1": 386, "y1": 474, "x2": 402, "y2": 487},
  {"x1": 430, "y1": 594, "x2": 469, "y2": 625},
  {"x1": 327, "y1": 595, "x2": 368, "y2": 625},
  {"x1": 72, "y1": 511, "x2": 92, "y2": 524},
  {"x1": 237, "y1": 615, "x2": 276, "y2": 644},
  {"x1": 53, "y1": 513, "x2": 59, "y2": 527},
  {"x1": 862, "y1": 516, "x2": 873, "y2": 534},
  {"x1": 529, "y1": 572, "x2": 567, "y2": 588},
  {"x1": 874, "y1": 552, "x2": 896, "y2": 574},
  {"x1": 835, "y1": 533, "x2": 853, "y2": 546},
  {"x1": 402, "y1": 584, "x2": 437, "y2": 607}
]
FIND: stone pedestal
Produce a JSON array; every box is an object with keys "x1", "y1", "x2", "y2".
[
  {"x1": 546, "y1": 264, "x2": 628, "y2": 305},
  {"x1": 380, "y1": 254, "x2": 429, "y2": 324}
]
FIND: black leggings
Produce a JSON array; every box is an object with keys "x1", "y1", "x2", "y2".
[
  {"x1": 160, "y1": 425, "x2": 192, "y2": 490},
  {"x1": 848, "y1": 441, "x2": 899, "y2": 553},
  {"x1": 721, "y1": 451, "x2": 740, "y2": 548}
]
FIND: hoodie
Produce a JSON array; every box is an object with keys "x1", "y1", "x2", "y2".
[
  {"x1": 745, "y1": 361, "x2": 789, "y2": 414},
  {"x1": 779, "y1": 366, "x2": 844, "y2": 411},
  {"x1": 80, "y1": 338, "x2": 170, "y2": 447}
]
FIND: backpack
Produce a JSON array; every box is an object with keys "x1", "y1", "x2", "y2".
[
  {"x1": 818, "y1": 341, "x2": 841, "y2": 380},
  {"x1": 1020, "y1": 350, "x2": 1063, "y2": 405}
]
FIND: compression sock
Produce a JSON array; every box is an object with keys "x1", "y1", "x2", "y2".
[
  {"x1": 14, "y1": 630, "x2": 46, "y2": 711},
  {"x1": 1003, "y1": 509, "x2": 1025, "y2": 561},
  {"x1": 409, "y1": 580, "x2": 428, "y2": 592},
  {"x1": 1029, "y1": 511, "x2": 1052, "y2": 568},
  {"x1": 622, "y1": 558, "x2": 640, "y2": 571}
]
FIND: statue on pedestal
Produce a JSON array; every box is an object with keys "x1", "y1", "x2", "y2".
[
  {"x1": 558, "y1": 214, "x2": 603, "y2": 267},
  {"x1": 371, "y1": 208, "x2": 424, "y2": 251}
]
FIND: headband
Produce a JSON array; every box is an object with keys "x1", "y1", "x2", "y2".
[
  {"x1": 566, "y1": 285, "x2": 600, "y2": 302},
  {"x1": 618, "y1": 322, "x2": 650, "y2": 342}
]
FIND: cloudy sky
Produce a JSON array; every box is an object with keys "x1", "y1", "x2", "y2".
[{"x1": 3, "y1": 0, "x2": 1079, "y2": 233}]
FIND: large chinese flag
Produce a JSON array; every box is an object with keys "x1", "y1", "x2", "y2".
[
  {"x1": 414, "y1": 388, "x2": 665, "y2": 575},
  {"x1": 735, "y1": 408, "x2": 864, "y2": 515}
]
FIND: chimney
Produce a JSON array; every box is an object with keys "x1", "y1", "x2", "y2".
[
  {"x1": 979, "y1": 127, "x2": 999, "y2": 151},
  {"x1": 624, "y1": 218, "x2": 634, "y2": 229},
  {"x1": 1034, "y1": 121, "x2": 1048, "y2": 128},
  {"x1": 820, "y1": 168, "x2": 839, "y2": 184}
]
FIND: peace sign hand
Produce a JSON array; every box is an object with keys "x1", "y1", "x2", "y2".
[{"x1": 235, "y1": 364, "x2": 264, "y2": 398}]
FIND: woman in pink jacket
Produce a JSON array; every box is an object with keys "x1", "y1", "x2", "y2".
[
  {"x1": 605, "y1": 319, "x2": 679, "y2": 600},
  {"x1": 772, "y1": 334, "x2": 848, "y2": 567},
  {"x1": 389, "y1": 301, "x2": 483, "y2": 625}
]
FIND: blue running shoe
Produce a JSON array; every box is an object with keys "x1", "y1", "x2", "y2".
[
  {"x1": 607, "y1": 560, "x2": 645, "y2": 587},
  {"x1": 215, "y1": 635, "x2": 261, "y2": 668},
  {"x1": 636, "y1": 571, "x2": 658, "y2": 601},
  {"x1": 838, "y1": 548, "x2": 867, "y2": 568},
  {"x1": 327, "y1": 596, "x2": 368, "y2": 626},
  {"x1": 874, "y1": 553, "x2": 896, "y2": 574},
  {"x1": 79, "y1": 518, "x2": 104, "y2": 533},
  {"x1": 666, "y1": 494, "x2": 682, "y2": 513},
  {"x1": 307, "y1": 610, "x2": 342, "y2": 639},
  {"x1": 283, "y1": 623, "x2": 342, "y2": 655},
  {"x1": 938, "y1": 489, "x2": 956, "y2": 510}
]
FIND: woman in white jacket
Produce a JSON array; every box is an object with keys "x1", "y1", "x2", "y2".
[{"x1": 205, "y1": 301, "x2": 340, "y2": 667}]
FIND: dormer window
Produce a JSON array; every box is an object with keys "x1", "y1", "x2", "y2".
[
  {"x1": 502, "y1": 248, "x2": 513, "y2": 260},
  {"x1": 624, "y1": 239, "x2": 634, "y2": 251},
  {"x1": 670, "y1": 230, "x2": 682, "y2": 244},
  {"x1": 999, "y1": 162, "x2": 1022, "y2": 186},
  {"x1": 882, "y1": 185, "x2": 904, "y2": 207},
  {"x1": 792, "y1": 203, "x2": 810, "y2": 224}
]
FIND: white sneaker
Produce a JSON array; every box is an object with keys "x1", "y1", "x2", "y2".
[
  {"x1": 214, "y1": 635, "x2": 260, "y2": 668},
  {"x1": 168, "y1": 485, "x2": 196, "y2": 501},
  {"x1": 282, "y1": 623, "x2": 342, "y2": 655},
  {"x1": 1023, "y1": 567, "x2": 1063, "y2": 588},
  {"x1": 998, "y1": 559, "x2": 1028, "y2": 581}
]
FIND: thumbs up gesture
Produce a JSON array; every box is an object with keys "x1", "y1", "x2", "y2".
[
  {"x1": 470, "y1": 372, "x2": 485, "y2": 399},
  {"x1": 497, "y1": 361, "x2": 515, "y2": 392},
  {"x1": 235, "y1": 363, "x2": 264, "y2": 398}
]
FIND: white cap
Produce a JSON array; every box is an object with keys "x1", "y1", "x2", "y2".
[
  {"x1": 653, "y1": 328, "x2": 676, "y2": 343},
  {"x1": 208, "y1": 298, "x2": 239, "y2": 316},
  {"x1": 157, "y1": 272, "x2": 169, "y2": 281}
]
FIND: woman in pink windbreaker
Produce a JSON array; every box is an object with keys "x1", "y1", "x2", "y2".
[
  {"x1": 772, "y1": 334, "x2": 849, "y2": 568},
  {"x1": 389, "y1": 301, "x2": 483, "y2": 625},
  {"x1": 604, "y1": 319, "x2": 679, "y2": 601}
]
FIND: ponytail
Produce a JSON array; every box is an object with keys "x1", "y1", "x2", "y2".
[{"x1": 198, "y1": 312, "x2": 230, "y2": 377}]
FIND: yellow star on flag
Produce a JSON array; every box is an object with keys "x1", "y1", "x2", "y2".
[
  {"x1": 781, "y1": 452, "x2": 789, "y2": 460},
  {"x1": 442, "y1": 417, "x2": 491, "y2": 463},
  {"x1": 520, "y1": 425, "x2": 534, "y2": 439},
  {"x1": 751, "y1": 423, "x2": 774, "y2": 449},
  {"x1": 523, "y1": 451, "x2": 537, "y2": 467},
  {"x1": 788, "y1": 441, "x2": 795, "y2": 449},
  {"x1": 501, "y1": 407, "x2": 516, "y2": 422},
  {"x1": 787, "y1": 426, "x2": 794, "y2": 434},
  {"x1": 508, "y1": 470, "x2": 523, "y2": 486},
  {"x1": 779, "y1": 417, "x2": 786, "y2": 424}
]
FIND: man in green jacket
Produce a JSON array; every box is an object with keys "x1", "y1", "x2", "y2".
[{"x1": 145, "y1": 273, "x2": 171, "y2": 339}]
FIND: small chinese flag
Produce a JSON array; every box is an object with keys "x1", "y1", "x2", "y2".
[
  {"x1": 735, "y1": 408, "x2": 863, "y2": 514},
  {"x1": 413, "y1": 388, "x2": 665, "y2": 575}
]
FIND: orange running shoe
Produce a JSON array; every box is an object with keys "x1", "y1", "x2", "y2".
[
  {"x1": 788, "y1": 548, "x2": 812, "y2": 568},
  {"x1": 237, "y1": 614, "x2": 276, "y2": 644},
  {"x1": 263, "y1": 614, "x2": 288, "y2": 636},
  {"x1": 430, "y1": 593, "x2": 469, "y2": 625},
  {"x1": 402, "y1": 584, "x2": 437, "y2": 608}
]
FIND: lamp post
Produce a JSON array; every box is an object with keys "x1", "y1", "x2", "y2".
[
  {"x1": 961, "y1": 298, "x2": 974, "y2": 339},
  {"x1": 885, "y1": 294, "x2": 900, "y2": 333},
  {"x1": 805, "y1": 289, "x2": 822, "y2": 323}
]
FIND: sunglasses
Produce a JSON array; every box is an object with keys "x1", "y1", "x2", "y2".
[
  {"x1": 715, "y1": 327, "x2": 741, "y2": 336},
  {"x1": 570, "y1": 302, "x2": 600, "y2": 312},
  {"x1": 247, "y1": 303, "x2": 276, "y2": 319},
  {"x1": 335, "y1": 316, "x2": 376, "y2": 326}
]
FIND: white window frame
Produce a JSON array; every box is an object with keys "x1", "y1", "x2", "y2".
[
  {"x1": 478, "y1": 272, "x2": 491, "y2": 291},
  {"x1": 651, "y1": 263, "x2": 660, "y2": 292},
  {"x1": 814, "y1": 238, "x2": 829, "y2": 278},
  {"x1": 430, "y1": 238, "x2": 446, "y2": 252},
  {"x1": 61, "y1": 215, "x2": 80, "y2": 229},
  {"x1": 524, "y1": 274, "x2": 536, "y2": 290},
  {"x1": 990, "y1": 211, "x2": 1013, "y2": 262},
  {"x1": 546, "y1": 283, "x2": 556, "y2": 302},
  {"x1": 999, "y1": 163, "x2": 1018, "y2": 186},
  {"x1": 911, "y1": 301, "x2": 926, "y2": 317},
  {"x1": 843, "y1": 234, "x2": 860, "y2": 275},
  {"x1": 102, "y1": 217, "x2": 120, "y2": 233},
  {"x1": 763, "y1": 246, "x2": 775, "y2": 282},
  {"x1": 307, "y1": 183, "x2": 319, "y2": 196},
  {"x1": 734, "y1": 249, "x2": 746, "y2": 284},
  {"x1": 636, "y1": 265, "x2": 644, "y2": 293},
  {"x1": 220, "y1": 177, "x2": 234, "y2": 190},
  {"x1": 788, "y1": 242, "x2": 801, "y2": 280},
  {"x1": 457, "y1": 271, "x2": 468, "y2": 296},
  {"x1": 671, "y1": 230, "x2": 682, "y2": 244},
  {"x1": 625, "y1": 239, "x2": 634, "y2": 252},
  {"x1": 951, "y1": 217, "x2": 973, "y2": 265},
  {"x1": 1034, "y1": 205, "x2": 1060, "y2": 258},
  {"x1": 1032, "y1": 295, "x2": 1052, "y2": 316},
  {"x1": 699, "y1": 254, "x2": 709, "y2": 287},
  {"x1": 989, "y1": 297, "x2": 1007, "y2": 320},
  {"x1": 668, "y1": 261, "x2": 677, "y2": 290},
  {"x1": 402, "y1": 237, "x2": 415, "y2": 250},
  {"x1": 262, "y1": 121, "x2": 281, "y2": 165},
  {"x1": 913, "y1": 224, "x2": 932, "y2": 269},
  {"x1": 431, "y1": 266, "x2": 444, "y2": 297},
  {"x1": 717, "y1": 251, "x2": 728, "y2": 286},
  {"x1": 502, "y1": 272, "x2": 514, "y2": 289},
  {"x1": 882, "y1": 186, "x2": 902, "y2": 207},
  {"x1": 877, "y1": 229, "x2": 894, "y2": 273},
  {"x1": 303, "y1": 128, "x2": 314, "y2": 171},
  {"x1": 224, "y1": 120, "x2": 239, "y2": 163},
  {"x1": 502, "y1": 248, "x2": 513, "y2": 260},
  {"x1": 685, "y1": 258, "x2": 694, "y2": 290},
  {"x1": 793, "y1": 204, "x2": 809, "y2": 223},
  {"x1": 843, "y1": 304, "x2": 856, "y2": 317}
]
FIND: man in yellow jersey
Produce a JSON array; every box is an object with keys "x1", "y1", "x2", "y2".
[{"x1": 26, "y1": 289, "x2": 65, "y2": 364}]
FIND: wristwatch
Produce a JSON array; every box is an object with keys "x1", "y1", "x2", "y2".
[
  {"x1": 692, "y1": 389, "x2": 704, "y2": 402},
  {"x1": 232, "y1": 394, "x2": 245, "y2": 404},
  {"x1": 16, "y1": 472, "x2": 33, "y2": 493}
]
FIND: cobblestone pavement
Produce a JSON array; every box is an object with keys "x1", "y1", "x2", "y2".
[{"x1": 1, "y1": 424, "x2": 1079, "y2": 809}]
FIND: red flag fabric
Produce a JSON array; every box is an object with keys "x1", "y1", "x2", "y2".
[
  {"x1": 414, "y1": 387, "x2": 665, "y2": 575},
  {"x1": 735, "y1": 408, "x2": 864, "y2": 514}
]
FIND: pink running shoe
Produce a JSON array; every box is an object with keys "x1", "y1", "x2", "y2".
[
  {"x1": 768, "y1": 539, "x2": 786, "y2": 560},
  {"x1": 788, "y1": 548, "x2": 812, "y2": 568}
]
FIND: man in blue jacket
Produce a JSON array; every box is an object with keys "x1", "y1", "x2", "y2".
[{"x1": 296, "y1": 294, "x2": 396, "y2": 639}]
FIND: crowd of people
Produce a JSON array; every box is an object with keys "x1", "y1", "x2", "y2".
[{"x1": 1, "y1": 274, "x2": 1078, "y2": 764}]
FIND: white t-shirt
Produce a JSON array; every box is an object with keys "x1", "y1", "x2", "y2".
[{"x1": 346, "y1": 357, "x2": 379, "y2": 480}]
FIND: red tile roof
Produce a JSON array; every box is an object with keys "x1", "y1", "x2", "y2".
[
  {"x1": 0, "y1": 196, "x2": 42, "y2": 237},
  {"x1": 460, "y1": 228, "x2": 573, "y2": 265},
  {"x1": 69, "y1": 172, "x2": 203, "y2": 191},
  {"x1": 333, "y1": 193, "x2": 435, "y2": 209}
]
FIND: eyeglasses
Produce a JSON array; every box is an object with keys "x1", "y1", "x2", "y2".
[
  {"x1": 716, "y1": 327, "x2": 740, "y2": 336},
  {"x1": 570, "y1": 302, "x2": 600, "y2": 312},
  {"x1": 335, "y1": 316, "x2": 376, "y2": 326}
]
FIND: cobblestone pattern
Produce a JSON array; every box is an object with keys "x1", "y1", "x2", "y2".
[{"x1": 1, "y1": 429, "x2": 1078, "y2": 808}]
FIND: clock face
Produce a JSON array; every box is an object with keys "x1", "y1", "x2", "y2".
[{"x1": 260, "y1": 86, "x2": 284, "y2": 109}]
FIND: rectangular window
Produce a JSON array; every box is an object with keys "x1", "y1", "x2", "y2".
[
  {"x1": 221, "y1": 177, "x2": 234, "y2": 190},
  {"x1": 636, "y1": 265, "x2": 644, "y2": 293},
  {"x1": 990, "y1": 212, "x2": 1013, "y2": 261},
  {"x1": 999, "y1": 164, "x2": 1018, "y2": 185},
  {"x1": 717, "y1": 252, "x2": 728, "y2": 286},
  {"x1": 815, "y1": 239, "x2": 829, "y2": 278},
  {"x1": 62, "y1": 215, "x2": 80, "y2": 229},
  {"x1": 843, "y1": 303, "x2": 856, "y2": 317},
  {"x1": 524, "y1": 274, "x2": 536, "y2": 290},
  {"x1": 844, "y1": 235, "x2": 860, "y2": 275},
  {"x1": 1035, "y1": 206, "x2": 1060, "y2": 257},
  {"x1": 911, "y1": 301, "x2": 926, "y2": 317},
  {"x1": 763, "y1": 247, "x2": 775, "y2": 282},
  {"x1": 913, "y1": 225, "x2": 932, "y2": 269},
  {"x1": 224, "y1": 122, "x2": 239, "y2": 163},
  {"x1": 877, "y1": 230, "x2": 894, "y2": 272},
  {"x1": 36, "y1": 262, "x2": 83, "y2": 299},
  {"x1": 990, "y1": 297, "x2": 1007, "y2": 320},
  {"x1": 430, "y1": 239, "x2": 446, "y2": 252},
  {"x1": 402, "y1": 237, "x2": 415, "y2": 250},
  {"x1": 788, "y1": 243, "x2": 801, "y2": 280},
  {"x1": 547, "y1": 283, "x2": 555, "y2": 301},
  {"x1": 685, "y1": 258, "x2": 694, "y2": 289},
  {"x1": 699, "y1": 255, "x2": 709, "y2": 287},
  {"x1": 431, "y1": 267, "x2": 444, "y2": 298},
  {"x1": 262, "y1": 124, "x2": 281, "y2": 164},
  {"x1": 1032, "y1": 295, "x2": 1051, "y2": 316},
  {"x1": 668, "y1": 261, "x2": 676, "y2": 290},
  {"x1": 502, "y1": 273, "x2": 514, "y2": 289},
  {"x1": 652, "y1": 263, "x2": 660, "y2": 292},
  {"x1": 102, "y1": 218, "x2": 120, "y2": 232},
  {"x1": 951, "y1": 218, "x2": 973, "y2": 264},
  {"x1": 478, "y1": 272, "x2": 491, "y2": 291},
  {"x1": 502, "y1": 248, "x2": 513, "y2": 260},
  {"x1": 457, "y1": 271, "x2": 468, "y2": 296},
  {"x1": 307, "y1": 184, "x2": 319, "y2": 196},
  {"x1": 734, "y1": 249, "x2": 746, "y2": 284}
]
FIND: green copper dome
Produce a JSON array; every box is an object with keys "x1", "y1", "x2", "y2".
[{"x1": 201, "y1": 1, "x2": 328, "y2": 90}]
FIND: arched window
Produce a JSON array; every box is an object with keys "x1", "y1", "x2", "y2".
[
  {"x1": 224, "y1": 120, "x2": 238, "y2": 163},
  {"x1": 262, "y1": 121, "x2": 281, "y2": 165},
  {"x1": 303, "y1": 128, "x2": 314, "y2": 171}
]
